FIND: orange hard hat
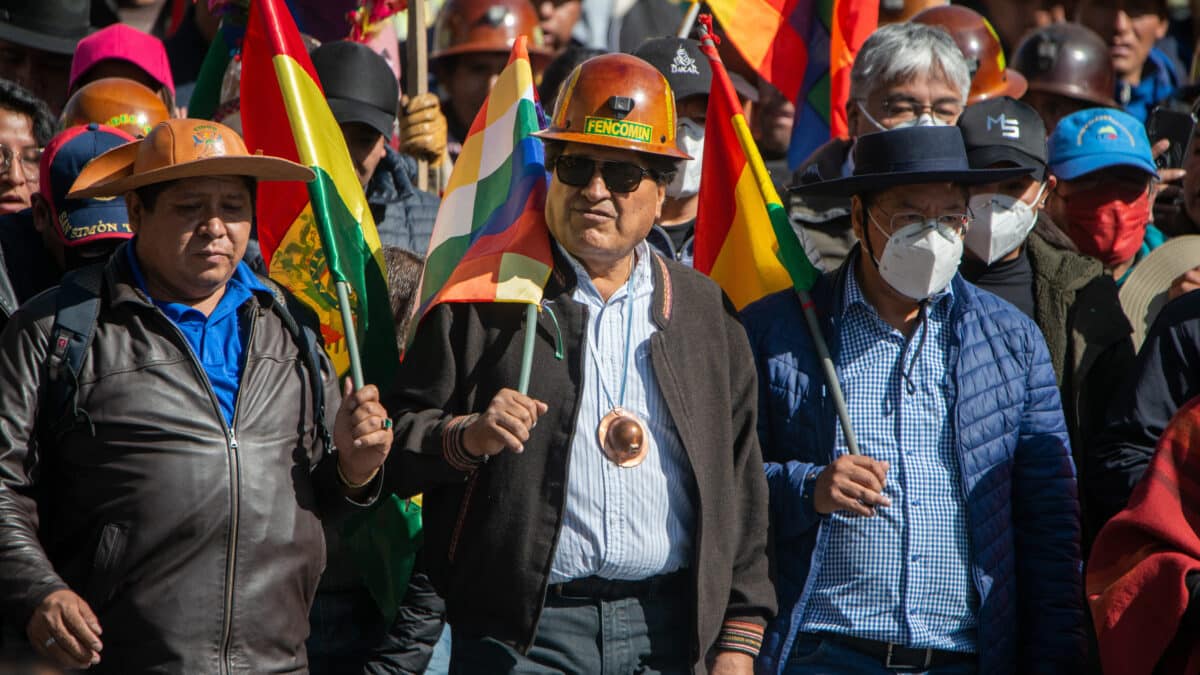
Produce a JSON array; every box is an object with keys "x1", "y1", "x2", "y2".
[
  {"x1": 432, "y1": 0, "x2": 554, "y2": 71},
  {"x1": 533, "y1": 53, "x2": 690, "y2": 160},
  {"x1": 912, "y1": 5, "x2": 1027, "y2": 104},
  {"x1": 60, "y1": 77, "x2": 171, "y2": 138}
]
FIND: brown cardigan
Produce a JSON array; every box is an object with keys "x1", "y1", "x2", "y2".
[{"x1": 385, "y1": 245, "x2": 776, "y2": 671}]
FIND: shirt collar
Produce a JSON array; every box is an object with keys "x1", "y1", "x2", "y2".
[
  {"x1": 557, "y1": 239, "x2": 653, "y2": 304},
  {"x1": 124, "y1": 238, "x2": 268, "y2": 310}
]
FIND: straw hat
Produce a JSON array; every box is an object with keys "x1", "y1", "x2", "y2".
[
  {"x1": 68, "y1": 118, "x2": 313, "y2": 199},
  {"x1": 1119, "y1": 235, "x2": 1200, "y2": 349}
]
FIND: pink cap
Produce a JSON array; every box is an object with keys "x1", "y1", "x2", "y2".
[{"x1": 69, "y1": 24, "x2": 176, "y2": 98}]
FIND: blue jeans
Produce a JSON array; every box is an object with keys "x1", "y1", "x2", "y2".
[
  {"x1": 783, "y1": 635, "x2": 979, "y2": 675},
  {"x1": 449, "y1": 592, "x2": 690, "y2": 675}
]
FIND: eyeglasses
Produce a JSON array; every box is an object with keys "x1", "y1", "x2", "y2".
[
  {"x1": 870, "y1": 205, "x2": 970, "y2": 239},
  {"x1": 0, "y1": 143, "x2": 42, "y2": 182},
  {"x1": 873, "y1": 96, "x2": 963, "y2": 125},
  {"x1": 552, "y1": 155, "x2": 655, "y2": 193}
]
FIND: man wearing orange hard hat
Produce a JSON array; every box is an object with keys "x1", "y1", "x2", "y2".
[
  {"x1": 0, "y1": 118, "x2": 394, "y2": 673},
  {"x1": 388, "y1": 53, "x2": 774, "y2": 674},
  {"x1": 432, "y1": 0, "x2": 555, "y2": 161}
]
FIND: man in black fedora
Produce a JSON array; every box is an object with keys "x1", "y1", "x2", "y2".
[
  {"x1": 0, "y1": 0, "x2": 94, "y2": 114},
  {"x1": 742, "y1": 125, "x2": 1085, "y2": 673}
]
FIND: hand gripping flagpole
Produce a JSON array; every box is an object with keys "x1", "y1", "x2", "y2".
[{"x1": 695, "y1": 17, "x2": 860, "y2": 455}]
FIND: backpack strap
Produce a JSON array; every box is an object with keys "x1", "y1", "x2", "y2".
[
  {"x1": 259, "y1": 277, "x2": 333, "y2": 453},
  {"x1": 46, "y1": 263, "x2": 106, "y2": 438}
]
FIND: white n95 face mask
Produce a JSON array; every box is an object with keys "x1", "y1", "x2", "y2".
[
  {"x1": 871, "y1": 214, "x2": 964, "y2": 301},
  {"x1": 965, "y1": 184, "x2": 1045, "y2": 265},
  {"x1": 667, "y1": 117, "x2": 705, "y2": 199}
]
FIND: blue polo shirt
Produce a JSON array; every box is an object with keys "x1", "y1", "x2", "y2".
[{"x1": 125, "y1": 241, "x2": 268, "y2": 426}]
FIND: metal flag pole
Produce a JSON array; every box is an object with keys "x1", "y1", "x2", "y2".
[
  {"x1": 406, "y1": 0, "x2": 430, "y2": 193},
  {"x1": 694, "y1": 17, "x2": 860, "y2": 455},
  {"x1": 517, "y1": 304, "x2": 537, "y2": 395},
  {"x1": 677, "y1": 0, "x2": 701, "y2": 38},
  {"x1": 336, "y1": 281, "x2": 366, "y2": 389}
]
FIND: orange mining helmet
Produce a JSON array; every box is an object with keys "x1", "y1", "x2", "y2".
[
  {"x1": 60, "y1": 77, "x2": 171, "y2": 138},
  {"x1": 533, "y1": 53, "x2": 690, "y2": 160},
  {"x1": 431, "y1": 0, "x2": 554, "y2": 71},
  {"x1": 912, "y1": 5, "x2": 1027, "y2": 104}
]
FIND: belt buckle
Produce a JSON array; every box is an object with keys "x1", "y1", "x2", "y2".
[{"x1": 884, "y1": 643, "x2": 932, "y2": 672}]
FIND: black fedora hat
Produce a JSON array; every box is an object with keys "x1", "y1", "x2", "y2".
[
  {"x1": 0, "y1": 0, "x2": 93, "y2": 56},
  {"x1": 789, "y1": 126, "x2": 1032, "y2": 197}
]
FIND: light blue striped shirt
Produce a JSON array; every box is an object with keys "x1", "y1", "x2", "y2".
[
  {"x1": 798, "y1": 263, "x2": 978, "y2": 652},
  {"x1": 548, "y1": 242, "x2": 696, "y2": 583}
]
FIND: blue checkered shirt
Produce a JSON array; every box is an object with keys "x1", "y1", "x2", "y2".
[{"x1": 798, "y1": 264, "x2": 979, "y2": 653}]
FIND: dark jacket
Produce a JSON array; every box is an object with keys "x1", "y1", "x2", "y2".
[
  {"x1": 742, "y1": 256, "x2": 1084, "y2": 675},
  {"x1": 1025, "y1": 231, "x2": 1136, "y2": 456},
  {"x1": 0, "y1": 209, "x2": 59, "y2": 333},
  {"x1": 1088, "y1": 290, "x2": 1200, "y2": 530},
  {"x1": 0, "y1": 248, "x2": 363, "y2": 674},
  {"x1": 385, "y1": 246, "x2": 776, "y2": 672},
  {"x1": 368, "y1": 147, "x2": 440, "y2": 256},
  {"x1": 788, "y1": 137, "x2": 856, "y2": 270}
]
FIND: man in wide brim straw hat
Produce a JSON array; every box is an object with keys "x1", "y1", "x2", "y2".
[
  {"x1": 0, "y1": 118, "x2": 395, "y2": 673},
  {"x1": 745, "y1": 124, "x2": 1086, "y2": 672}
]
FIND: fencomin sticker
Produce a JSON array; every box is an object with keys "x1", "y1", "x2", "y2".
[{"x1": 583, "y1": 116, "x2": 653, "y2": 143}]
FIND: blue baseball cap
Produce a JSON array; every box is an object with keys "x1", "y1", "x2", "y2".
[
  {"x1": 39, "y1": 124, "x2": 136, "y2": 248},
  {"x1": 1048, "y1": 108, "x2": 1158, "y2": 181}
]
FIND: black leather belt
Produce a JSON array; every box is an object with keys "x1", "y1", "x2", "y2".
[
  {"x1": 547, "y1": 570, "x2": 689, "y2": 602},
  {"x1": 819, "y1": 633, "x2": 975, "y2": 671}
]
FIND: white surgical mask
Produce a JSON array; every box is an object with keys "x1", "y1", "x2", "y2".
[
  {"x1": 857, "y1": 100, "x2": 951, "y2": 132},
  {"x1": 667, "y1": 117, "x2": 705, "y2": 199},
  {"x1": 870, "y1": 212, "x2": 964, "y2": 301},
  {"x1": 965, "y1": 183, "x2": 1046, "y2": 265}
]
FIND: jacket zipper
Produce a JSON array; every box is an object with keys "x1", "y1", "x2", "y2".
[{"x1": 144, "y1": 299, "x2": 256, "y2": 675}]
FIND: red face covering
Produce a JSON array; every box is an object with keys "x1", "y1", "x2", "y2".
[{"x1": 1063, "y1": 187, "x2": 1151, "y2": 267}]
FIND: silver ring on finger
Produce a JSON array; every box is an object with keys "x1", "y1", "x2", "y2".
[{"x1": 44, "y1": 636, "x2": 56, "y2": 649}]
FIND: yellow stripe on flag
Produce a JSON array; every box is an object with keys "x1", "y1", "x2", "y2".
[
  {"x1": 709, "y1": 167, "x2": 794, "y2": 309},
  {"x1": 272, "y1": 54, "x2": 384, "y2": 258}
]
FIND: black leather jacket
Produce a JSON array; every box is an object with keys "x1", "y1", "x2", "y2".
[{"x1": 0, "y1": 249, "x2": 364, "y2": 674}]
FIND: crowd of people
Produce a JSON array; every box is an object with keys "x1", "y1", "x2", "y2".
[{"x1": 4, "y1": 0, "x2": 1200, "y2": 673}]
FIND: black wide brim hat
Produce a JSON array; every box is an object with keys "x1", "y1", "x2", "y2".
[
  {"x1": 789, "y1": 126, "x2": 1032, "y2": 197},
  {"x1": 0, "y1": 0, "x2": 93, "y2": 55}
]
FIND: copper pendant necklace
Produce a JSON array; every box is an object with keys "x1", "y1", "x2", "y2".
[{"x1": 588, "y1": 290, "x2": 648, "y2": 468}]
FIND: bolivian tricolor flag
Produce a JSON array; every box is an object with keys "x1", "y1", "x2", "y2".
[
  {"x1": 694, "y1": 16, "x2": 819, "y2": 310},
  {"x1": 405, "y1": 36, "x2": 552, "y2": 349},
  {"x1": 240, "y1": 0, "x2": 398, "y2": 384}
]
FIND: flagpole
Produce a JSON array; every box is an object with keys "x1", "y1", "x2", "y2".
[
  {"x1": 406, "y1": 0, "x2": 430, "y2": 193},
  {"x1": 518, "y1": 304, "x2": 537, "y2": 395},
  {"x1": 696, "y1": 17, "x2": 861, "y2": 456},
  {"x1": 337, "y1": 280, "x2": 366, "y2": 389},
  {"x1": 677, "y1": 0, "x2": 701, "y2": 38}
]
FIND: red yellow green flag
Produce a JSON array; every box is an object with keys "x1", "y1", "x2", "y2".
[
  {"x1": 240, "y1": 0, "x2": 398, "y2": 384},
  {"x1": 693, "y1": 16, "x2": 820, "y2": 310}
]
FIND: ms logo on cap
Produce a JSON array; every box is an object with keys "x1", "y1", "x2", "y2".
[
  {"x1": 987, "y1": 114, "x2": 1020, "y2": 139},
  {"x1": 192, "y1": 124, "x2": 227, "y2": 158},
  {"x1": 671, "y1": 47, "x2": 699, "y2": 76}
]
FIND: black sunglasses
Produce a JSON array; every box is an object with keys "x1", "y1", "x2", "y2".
[{"x1": 552, "y1": 155, "x2": 655, "y2": 193}]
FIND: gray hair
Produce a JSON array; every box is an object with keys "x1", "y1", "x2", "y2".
[{"x1": 849, "y1": 23, "x2": 971, "y2": 103}]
